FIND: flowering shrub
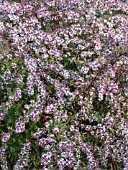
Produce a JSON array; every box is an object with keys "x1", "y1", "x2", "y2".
[{"x1": 0, "y1": 0, "x2": 128, "y2": 169}]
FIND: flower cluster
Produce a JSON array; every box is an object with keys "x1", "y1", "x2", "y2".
[
  {"x1": 13, "y1": 140, "x2": 31, "y2": 170},
  {"x1": 0, "y1": 0, "x2": 127, "y2": 169}
]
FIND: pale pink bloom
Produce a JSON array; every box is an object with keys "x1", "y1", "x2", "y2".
[
  {"x1": 15, "y1": 121, "x2": 25, "y2": 133},
  {"x1": 0, "y1": 54, "x2": 3, "y2": 59},
  {"x1": 61, "y1": 113, "x2": 68, "y2": 121},
  {"x1": 110, "y1": 70, "x2": 115, "y2": 78},
  {"x1": 11, "y1": 63, "x2": 17, "y2": 69},
  {"x1": 2, "y1": 133, "x2": 10, "y2": 143},
  {"x1": 95, "y1": 42, "x2": 102, "y2": 50},
  {"x1": 41, "y1": 152, "x2": 52, "y2": 165},
  {"x1": 53, "y1": 126, "x2": 59, "y2": 133},
  {"x1": 2, "y1": 2, "x2": 11, "y2": 11}
]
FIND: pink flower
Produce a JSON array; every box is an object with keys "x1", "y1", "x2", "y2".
[
  {"x1": 15, "y1": 121, "x2": 25, "y2": 133},
  {"x1": 0, "y1": 54, "x2": 3, "y2": 59},
  {"x1": 53, "y1": 126, "x2": 59, "y2": 133},
  {"x1": 61, "y1": 113, "x2": 68, "y2": 121},
  {"x1": 2, "y1": 2, "x2": 11, "y2": 11},
  {"x1": 110, "y1": 70, "x2": 115, "y2": 78},
  {"x1": 1, "y1": 133, "x2": 10, "y2": 143},
  {"x1": 41, "y1": 152, "x2": 52, "y2": 165}
]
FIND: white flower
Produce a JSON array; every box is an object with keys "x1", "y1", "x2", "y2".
[
  {"x1": 0, "y1": 22, "x2": 5, "y2": 32},
  {"x1": 81, "y1": 66, "x2": 89, "y2": 74},
  {"x1": 24, "y1": 104, "x2": 30, "y2": 110},
  {"x1": 70, "y1": 125, "x2": 75, "y2": 131}
]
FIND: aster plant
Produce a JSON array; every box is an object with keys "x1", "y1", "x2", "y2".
[{"x1": 0, "y1": 0, "x2": 128, "y2": 169}]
